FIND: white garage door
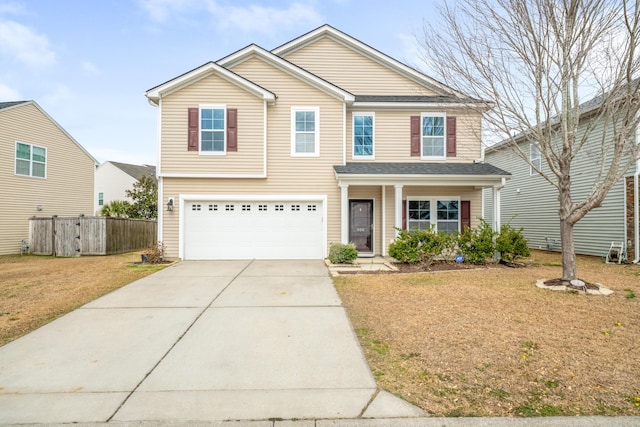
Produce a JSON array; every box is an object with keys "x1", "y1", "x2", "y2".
[{"x1": 184, "y1": 200, "x2": 324, "y2": 260}]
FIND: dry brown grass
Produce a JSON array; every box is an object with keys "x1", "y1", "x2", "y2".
[
  {"x1": 334, "y1": 250, "x2": 640, "y2": 417},
  {"x1": 0, "y1": 253, "x2": 166, "y2": 346}
]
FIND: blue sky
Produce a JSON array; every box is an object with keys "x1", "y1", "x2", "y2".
[{"x1": 0, "y1": 0, "x2": 437, "y2": 165}]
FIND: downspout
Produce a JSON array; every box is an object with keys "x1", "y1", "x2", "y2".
[{"x1": 633, "y1": 161, "x2": 639, "y2": 263}]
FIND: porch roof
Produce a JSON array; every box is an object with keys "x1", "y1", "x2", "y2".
[{"x1": 333, "y1": 162, "x2": 511, "y2": 187}]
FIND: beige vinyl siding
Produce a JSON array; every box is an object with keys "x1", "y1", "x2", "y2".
[
  {"x1": 283, "y1": 36, "x2": 434, "y2": 96},
  {"x1": 484, "y1": 112, "x2": 630, "y2": 256},
  {"x1": 0, "y1": 103, "x2": 95, "y2": 255},
  {"x1": 347, "y1": 109, "x2": 482, "y2": 162},
  {"x1": 160, "y1": 57, "x2": 346, "y2": 258},
  {"x1": 160, "y1": 75, "x2": 266, "y2": 175}
]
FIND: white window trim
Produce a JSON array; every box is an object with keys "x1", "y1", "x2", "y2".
[
  {"x1": 420, "y1": 112, "x2": 446, "y2": 160},
  {"x1": 291, "y1": 106, "x2": 320, "y2": 157},
  {"x1": 530, "y1": 143, "x2": 541, "y2": 175},
  {"x1": 352, "y1": 112, "x2": 375, "y2": 159},
  {"x1": 406, "y1": 196, "x2": 461, "y2": 233},
  {"x1": 15, "y1": 141, "x2": 47, "y2": 179},
  {"x1": 199, "y1": 104, "x2": 226, "y2": 156}
]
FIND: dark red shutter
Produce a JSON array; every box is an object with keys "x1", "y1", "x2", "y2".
[
  {"x1": 227, "y1": 108, "x2": 238, "y2": 152},
  {"x1": 402, "y1": 200, "x2": 407, "y2": 229},
  {"x1": 188, "y1": 107, "x2": 199, "y2": 152},
  {"x1": 446, "y1": 116, "x2": 457, "y2": 157},
  {"x1": 410, "y1": 116, "x2": 420, "y2": 157},
  {"x1": 461, "y1": 200, "x2": 470, "y2": 233}
]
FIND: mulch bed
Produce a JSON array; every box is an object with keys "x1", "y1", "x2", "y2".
[{"x1": 543, "y1": 277, "x2": 600, "y2": 290}]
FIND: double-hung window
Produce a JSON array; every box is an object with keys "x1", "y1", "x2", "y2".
[
  {"x1": 407, "y1": 198, "x2": 459, "y2": 234},
  {"x1": 15, "y1": 142, "x2": 46, "y2": 178},
  {"x1": 353, "y1": 113, "x2": 374, "y2": 158},
  {"x1": 200, "y1": 106, "x2": 226, "y2": 153},
  {"x1": 98, "y1": 192, "x2": 104, "y2": 206},
  {"x1": 291, "y1": 107, "x2": 319, "y2": 156},
  {"x1": 530, "y1": 143, "x2": 541, "y2": 175},
  {"x1": 421, "y1": 114, "x2": 446, "y2": 159}
]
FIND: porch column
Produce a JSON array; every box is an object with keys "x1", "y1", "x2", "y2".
[
  {"x1": 381, "y1": 185, "x2": 386, "y2": 256},
  {"x1": 340, "y1": 183, "x2": 349, "y2": 244},
  {"x1": 492, "y1": 182, "x2": 502, "y2": 232},
  {"x1": 394, "y1": 184, "x2": 403, "y2": 237}
]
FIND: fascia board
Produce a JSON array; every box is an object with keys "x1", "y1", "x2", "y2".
[
  {"x1": 145, "y1": 62, "x2": 276, "y2": 104},
  {"x1": 219, "y1": 44, "x2": 355, "y2": 103},
  {"x1": 352, "y1": 101, "x2": 493, "y2": 110},
  {"x1": 334, "y1": 173, "x2": 510, "y2": 187}
]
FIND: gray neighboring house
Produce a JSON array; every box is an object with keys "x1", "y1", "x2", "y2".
[
  {"x1": 483, "y1": 97, "x2": 640, "y2": 261},
  {"x1": 94, "y1": 161, "x2": 157, "y2": 215}
]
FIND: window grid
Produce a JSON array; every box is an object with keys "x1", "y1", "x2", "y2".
[
  {"x1": 201, "y1": 107, "x2": 225, "y2": 152},
  {"x1": 15, "y1": 142, "x2": 46, "y2": 178},
  {"x1": 353, "y1": 114, "x2": 374, "y2": 157},
  {"x1": 292, "y1": 108, "x2": 319, "y2": 156},
  {"x1": 422, "y1": 115, "x2": 445, "y2": 158},
  {"x1": 436, "y1": 200, "x2": 459, "y2": 235},
  {"x1": 407, "y1": 200, "x2": 431, "y2": 230}
]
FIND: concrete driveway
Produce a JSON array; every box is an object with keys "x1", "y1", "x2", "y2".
[{"x1": 0, "y1": 260, "x2": 423, "y2": 424}]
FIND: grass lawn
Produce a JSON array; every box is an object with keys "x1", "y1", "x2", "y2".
[
  {"x1": 0, "y1": 252, "x2": 167, "y2": 346},
  {"x1": 334, "y1": 250, "x2": 640, "y2": 417}
]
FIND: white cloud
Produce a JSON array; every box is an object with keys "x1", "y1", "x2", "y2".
[
  {"x1": 82, "y1": 61, "x2": 100, "y2": 74},
  {"x1": 0, "y1": 83, "x2": 22, "y2": 101},
  {"x1": 0, "y1": 19, "x2": 56, "y2": 68},
  {"x1": 209, "y1": 2, "x2": 323, "y2": 36},
  {"x1": 138, "y1": 0, "x2": 197, "y2": 23},
  {"x1": 0, "y1": 3, "x2": 26, "y2": 16}
]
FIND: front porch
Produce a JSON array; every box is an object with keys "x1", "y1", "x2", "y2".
[{"x1": 334, "y1": 162, "x2": 511, "y2": 256}]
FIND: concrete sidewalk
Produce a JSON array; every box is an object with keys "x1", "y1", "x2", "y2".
[{"x1": 0, "y1": 260, "x2": 423, "y2": 424}]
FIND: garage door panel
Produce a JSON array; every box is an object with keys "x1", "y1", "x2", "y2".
[{"x1": 184, "y1": 201, "x2": 323, "y2": 260}]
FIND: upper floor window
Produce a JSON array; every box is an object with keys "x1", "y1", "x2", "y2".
[
  {"x1": 422, "y1": 114, "x2": 446, "y2": 159},
  {"x1": 291, "y1": 107, "x2": 319, "y2": 156},
  {"x1": 200, "y1": 106, "x2": 226, "y2": 153},
  {"x1": 353, "y1": 113, "x2": 374, "y2": 158},
  {"x1": 530, "y1": 143, "x2": 541, "y2": 175},
  {"x1": 98, "y1": 192, "x2": 104, "y2": 206},
  {"x1": 15, "y1": 142, "x2": 46, "y2": 178}
]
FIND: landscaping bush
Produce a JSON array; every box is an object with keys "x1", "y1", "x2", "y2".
[
  {"x1": 142, "y1": 241, "x2": 165, "y2": 264},
  {"x1": 496, "y1": 224, "x2": 530, "y2": 262},
  {"x1": 457, "y1": 218, "x2": 496, "y2": 265},
  {"x1": 388, "y1": 227, "x2": 448, "y2": 267},
  {"x1": 328, "y1": 242, "x2": 358, "y2": 264}
]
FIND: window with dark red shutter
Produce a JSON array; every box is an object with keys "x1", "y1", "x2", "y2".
[
  {"x1": 446, "y1": 116, "x2": 457, "y2": 157},
  {"x1": 227, "y1": 108, "x2": 237, "y2": 152},
  {"x1": 410, "y1": 116, "x2": 420, "y2": 157},
  {"x1": 188, "y1": 107, "x2": 199, "y2": 151}
]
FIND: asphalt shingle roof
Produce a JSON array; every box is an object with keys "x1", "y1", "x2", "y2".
[
  {"x1": 333, "y1": 162, "x2": 511, "y2": 176},
  {"x1": 109, "y1": 161, "x2": 157, "y2": 184},
  {"x1": 0, "y1": 101, "x2": 29, "y2": 111}
]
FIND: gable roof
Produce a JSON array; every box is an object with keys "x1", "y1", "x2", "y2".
[
  {"x1": 217, "y1": 43, "x2": 355, "y2": 103},
  {"x1": 0, "y1": 100, "x2": 98, "y2": 165},
  {"x1": 145, "y1": 61, "x2": 277, "y2": 105},
  {"x1": 107, "y1": 161, "x2": 157, "y2": 183},
  {"x1": 272, "y1": 24, "x2": 475, "y2": 101}
]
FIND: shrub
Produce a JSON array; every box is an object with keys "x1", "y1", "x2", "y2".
[
  {"x1": 457, "y1": 218, "x2": 496, "y2": 265},
  {"x1": 388, "y1": 227, "x2": 447, "y2": 267},
  {"x1": 142, "y1": 241, "x2": 165, "y2": 264},
  {"x1": 328, "y1": 242, "x2": 358, "y2": 264},
  {"x1": 496, "y1": 224, "x2": 530, "y2": 261}
]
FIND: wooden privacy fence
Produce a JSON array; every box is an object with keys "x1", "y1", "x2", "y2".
[{"x1": 29, "y1": 216, "x2": 157, "y2": 257}]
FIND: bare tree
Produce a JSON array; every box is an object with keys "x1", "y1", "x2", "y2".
[{"x1": 421, "y1": 0, "x2": 640, "y2": 280}]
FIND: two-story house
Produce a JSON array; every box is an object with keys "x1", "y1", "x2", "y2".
[
  {"x1": 0, "y1": 100, "x2": 97, "y2": 255},
  {"x1": 145, "y1": 25, "x2": 510, "y2": 260}
]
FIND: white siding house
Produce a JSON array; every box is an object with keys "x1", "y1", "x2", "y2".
[{"x1": 94, "y1": 161, "x2": 156, "y2": 215}]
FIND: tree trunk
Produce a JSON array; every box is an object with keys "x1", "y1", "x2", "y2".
[{"x1": 560, "y1": 218, "x2": 577, "y2": 280}]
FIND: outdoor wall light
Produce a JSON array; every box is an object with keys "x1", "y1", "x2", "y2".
[
  {"x1": 167, "y1": 198, "x2": 174, "y2": 211},
  {"x1": 36, "y1": 205, "x2": 43, "y2": 211}
]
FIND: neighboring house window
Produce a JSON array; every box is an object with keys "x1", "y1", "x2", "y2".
[
  {"x1": 291, "y1": 107, "x2": 319, "y2": 156},
  {"x1": 530, "y1": 143, "x2": 541, "y2": 175},
  {"x1": 353, "y1": 113, "x2": 374, "y2": 158},
  {"x1": 15, "y1": 142, "x2": 46, "y2": 178},
  {"x1": 407, "y1": 199, "x2": 459, "y2": 234},
  {"x1": 98, "y1": 192, "x2": 104, "y2": 206},
  {"x1": 407, "y1": 200, "x2": 431, "y2": 230},
  {"x1": 200, "y1": 106, "x2": 226, "y2": 153},
  {"x1": 421, "y1": 114, "x2": 446, "y2": 159}
]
